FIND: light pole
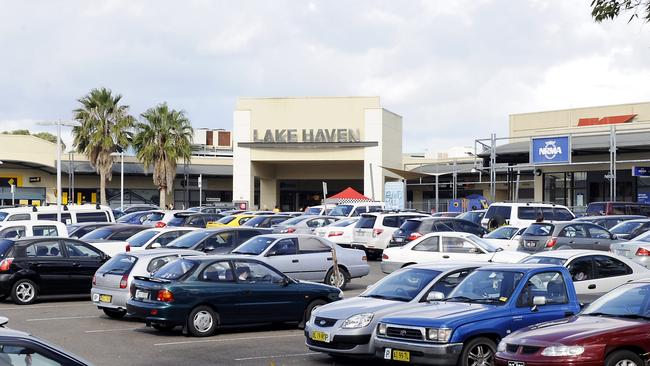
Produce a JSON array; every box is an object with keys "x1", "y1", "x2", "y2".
[{"x1": 110, "y1": 147, "x2": 125, "y2": 211}]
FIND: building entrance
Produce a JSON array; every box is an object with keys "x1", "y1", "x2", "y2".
[{"x1": 278, "y1": 180, "x2": 363, "y2": 211}]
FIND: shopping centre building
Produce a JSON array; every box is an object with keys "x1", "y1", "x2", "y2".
[{"x1": 1, "y1": 97, "x2": 650, "y2": 212}]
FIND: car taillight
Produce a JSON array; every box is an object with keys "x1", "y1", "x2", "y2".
[
  {"x1": 636, "y1": 248, "x2": 650, "y2": 256},
  {"x1": 92, "y1": 274, "x2": 96, "y2": 286},
  {"x1": 0, "y1": 258, "x2": 13, "y2": 272},
  {"x1": 155, "y1": 222, "x2": 166, "y2": 228},
  {"x1": 119, "y1": 274, "x2": 128, "y2": 289},
  {"x1": 362, "y1": 255, "x2": 367, "y2": 261},
  {"x1": 373, "y1": 229, "x2": 384, "y2": 238},
  {"x1": 156, "y1": 289, "x2": 174, "y2": 302},
  {"x1": 286, "y1": 227, "x2": 296, "y2": 233},
  {"x1": 125, "y1": 243, "x2": 131, "y2": 252},
  {"x1": 328, "y1": 231, "x2": 344, "y2": 237},
  {"x1": 545, "y1": 237, "x2": 558, "y2": 248},
  {"x1": 382, "y1": 253, "x2": 389, "y2": 260},
  {"x1": 407, "y1": 232, "x2": 422, "y2": 241}
]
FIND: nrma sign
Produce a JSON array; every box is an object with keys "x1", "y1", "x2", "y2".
[{"x1": 531, "y1": 136, "x2": 571, "y2": 165}]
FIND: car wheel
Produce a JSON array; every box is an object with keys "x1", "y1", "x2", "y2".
[
  {"x1": 605, "y1": 350, "x2": 644, "y2": 366},
  {"x1": 325, "y1": 267, "x2": 349, "y2": 290},
  {"x1": 459, "y1": 337, "x2": 496, "y2": 366},
  {"x1": 299, "y1": 299, "x2": 327, "y2": 329},
  {"x1": 152, "y1": 323, "x2": 176, "y2": 332},
  {"x1": 187, "y1": 306, "x2": 218, "y2": 337},
  {"x1": 11, "y1": 279, "x2": 38, "y2": 305},
  {"x1": 102, "y1": 308, "x2": 126, "y2": 319}
]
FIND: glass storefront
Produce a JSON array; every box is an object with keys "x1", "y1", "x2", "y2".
[{"x1": 543, "y1": 169, "x2": 637, "y2": 208}]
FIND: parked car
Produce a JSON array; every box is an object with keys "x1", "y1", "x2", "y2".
[
  {"x1": 112, "y1": 204, "x2": 160, "y2": 219},
  {"x1": 608, "y1": 218, "x2": 650, "y2": 240},
  {"x1": 165, "y1": 228, "x2": 270, "y2": 254},
  {"x1": 431, "y1": 211, "x2": 461, "y2": 218},
  {"x1": 380, "y1": 232, "x2": 529, "y2": 274},
  {"x1": 206, "y1": 214, "x2": 256, "y2": 228},
  {"x1": 586, "y1": 201, "x2": 650, "y2": 216},
  {"x1": 0, "y1": 220, "x2": 68, "y2": 239},
  {"x1": 314, "y1": 217, "x2": 359, "y2": 246},
  {"x1": 483, "y1": 225, "x2": 525, "y2": 250},
  {"x1": 611, "y1": 230, "x2": 650, "y2": 267},
  {"x1": 518, "y1": 221, "x2": 620, "y2": 253},
  {"x1": 116, "y1": 210, "x2": 159, "y2": 225},
  {"x1": 573, "y1": 214, "x2": 646, "y2": 230},
  {"x1": 187, "y1": 206, "x2": 222, "y2": 214},
  {"x1": 230, "y1": 234, "x2": 369, "y2": 289},
  {"x1": 242, "y1": 214, "x2": 293, "y2": 228},
  {"x1": 126, "y1": 256, "x2": 343, "y2": 336},
  {"x1": 67, "y1": 222, "x2": 115, "y2": 238},
  {"x1": 166, "y1": 212, "x2": 223, "y2": 228},
  {"x1": 91, "y1": 249, "x2": 204, "y2": 318},
  {"x1": 456, "y1": 209, "x2": 486, "y2": 224},
  {"x1": 271, "y1": 215, "x2": 339, "y2": 234},
  {"x1": 80, "y1": 224, "x2": 148, "y2": 256},
  {"x1": 495, "y1": 279, "x2": 650, "y2": 366},
  {"x1": 481, "y1": 202, "x2": 574, "y2": 230},
  {"x1": 124, "y1": 227, "x2": 198, "y2": 251},
  {"x1": 521, "y1": 250, "x2": 649, "y2": 303},
  {"x1": 304, "y1": 204, "x2": 337, "y2": 215},
  {"x1": 328, "y1": 203, "x2": 385, "y2": 218},
  {"x1": 0, "y1": 317, "x2": 91, "y2": 365},
  {"x1": 305, "y1": 263, "x2": 479, "y2": 357},
  {"x1": 391, "y1": 217, "x2": 488, "y2": 247},
  {"x1": 142, "y1": 210, "x2": 193, "y2": 228},
  {"x1": 0, "y1": 204, "x2": 115, "y2": 224},
  {"x1": 218, "y1": 209, "x2": 245, "y2": 216},
  {"x1": 374, "y1": 264, "x2": 581, "y2": 365},
  {"x1": 350, "y1": 212, "x2": 430, "y2": 259},
  {"x1": 0, "y1": 237, "x2": 109, "y2": 304}
]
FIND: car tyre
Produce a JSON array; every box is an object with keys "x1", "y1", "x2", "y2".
[
  {"x1": 325, "y1": 267, "x2": 349, "y2": 290},
  {"x1": 299, "y1": 299, "x2": 327, "y2": 329},
  {"x1": 187, "y1": 306, "x2": 218, "y2": 337},
  {"x1": 102, "y1": 308, "x2": 126, "y2": 319},
  {"x1": 605, "y1": 350, "x2": 643, "y2": 366},
  {"x1": 459, "y1": 337, "x2": 496, "y2": 366},
  {"x1": 11, "y1": 279, "x2": 38, "y2": 305}
]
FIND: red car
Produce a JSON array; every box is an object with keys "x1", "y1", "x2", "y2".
[{"x1": 495, "y1": 280, "x2": 650, "y2": 366}]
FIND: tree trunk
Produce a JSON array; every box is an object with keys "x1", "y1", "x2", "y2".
[
  {"x1": 100, "y1": 172, "x2": 107, "y2": 205},
  {"x1": 159, "y1": 188, "x2": 166, "y2": 209}
]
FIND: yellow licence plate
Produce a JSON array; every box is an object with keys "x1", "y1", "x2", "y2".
[
  {"x1": 99, "y1": 294, "x2": 112, "y2": 303},
  {"x1": 392, "y1": 350, "x2": 410, "y2": 362},
  {"x1": 311, "y1": 331, "x2": 330, "y2": 343}
]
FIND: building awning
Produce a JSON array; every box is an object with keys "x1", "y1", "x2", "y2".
[{"x1": 380, "y1": 166, "x2": 431, "y2": 180}]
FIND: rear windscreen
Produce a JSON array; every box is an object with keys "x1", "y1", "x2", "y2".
[
  {"x1": 100, "y1": 254, "x2": 137, "y2": 274},
  {"x1": 357, "y1": 216, "x2": 377, "y2": 229},
  {"x1": 523, "y1": 224, "x2": 554, "y2": 236},
  {"x1": 400, "y1": 220, "x2": 422, "y2": 232},
  {"x1": 0, "y1": 240, "x2": 14, "y2": 258}
]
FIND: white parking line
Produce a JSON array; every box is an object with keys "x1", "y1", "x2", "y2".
[
  {"x1": 154, "y1": 333, "x2": 302, "y2": 346},
  {"x1": 26, "y1": 315, "x2": 100, "y2": 322},
  {"x1": 234, "y1": 352, "x2": 317, "y2": 361},
  {"x1": 85, "y1": 327, "x2": 140, "y2": 333},
  {"x1": 0, "y1": 304, "x2": 91, "y2": 311}
]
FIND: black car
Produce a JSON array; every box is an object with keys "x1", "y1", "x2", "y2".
[
  {"x1": 80, "y1": 224, "x2": 147, "y2": 241},
  {"x1": 67, "y1": 222, "x2": 115, "y2": 239},
  {"x1": 390, "y1": 217, "x2": 487, "y2": 247},
  {"x1": 242, "y1": 214, "x2": 293, "y2": 228},
  {"x1": 166, "y1": 213, "x2": 223, "y2": 228},
  {"x1": 573, "y1": 215, "x2": 646, "y2": 230},
  {"x1": 0, "y1": 317, "x2": 90, "y2": 365},
  {"x1": 165, "y1": 227, "x2": 271, "y2": 253},
  {"x1": 0, "y1": 237, "x2": 108, "y2": 304}
]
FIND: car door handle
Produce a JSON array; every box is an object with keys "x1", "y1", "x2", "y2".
[
  {"x1": 564, "y1": 311, "x2": 575, "y2": 317},
  {"x1": 568, "y1": 241, "x2": 575, "y2": 244},
  {"x1": 594, "y1": 242, "x2": 600, "y2": 245},
  {"x1": 588, "y1": 284, "x2": 596, "y2": 290},
  {"x1": 442, "y1": 255, "x2": 450, "y2": 259},
  {"x1": 292, "y1": 259, "x2": 299, "y2": 263},
  {"x1": 326, "y1": 257, "x2": 332, "y2": 261}
]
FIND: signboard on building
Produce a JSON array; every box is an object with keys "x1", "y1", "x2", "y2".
[
  {"x1": 531, "y1": 136, "x2": 571, "y2": 165},
  {"x1": 384, "y1": 181, "x2": 405, "y2": 210},
  {"x1": 632, "y1": 167, "x2": 650, "y2": 177},
  {"x1": 252, "y1": 128, "x2": 361, "y2": 143}
]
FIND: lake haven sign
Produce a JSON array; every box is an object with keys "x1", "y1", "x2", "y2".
[{"x1": 253, "y1": 128, "x2": 361, "y2": 143}]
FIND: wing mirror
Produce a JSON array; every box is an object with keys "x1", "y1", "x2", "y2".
[
  {"x1": 150, "y1": 242, "x2": 162, "y2": 249},
  {"x1": 611, "y1": 234, "x2": 618, "y2": 240},
  {"x1": 203, "y1": 245, "x2": 215, "y2": 252},
  {"x1": 426, "y1": 291, "x2": 445, "y2": 302},
  {"x1": 531, "y1": 296, "x2": 547, "y2": 311}
]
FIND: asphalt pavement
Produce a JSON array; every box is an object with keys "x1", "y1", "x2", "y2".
[{"x1": 0, "y1": 261, "x2": 387, "y2": 366}]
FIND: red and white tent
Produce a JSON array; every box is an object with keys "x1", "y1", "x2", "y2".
[{"x1": 325, "y1": 187, "x2": 373, "y2": 204}]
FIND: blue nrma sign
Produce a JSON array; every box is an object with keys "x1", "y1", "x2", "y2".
[{"x1": 531, "y1": 136, "x2": 571, "y2": 165}]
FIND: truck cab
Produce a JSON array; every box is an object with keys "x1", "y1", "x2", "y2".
[{"x1": 374, "y1": 264, "x2": 580, "y2": 365}]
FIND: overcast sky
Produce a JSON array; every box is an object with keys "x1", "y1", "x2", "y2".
[{"x1": 1, "y1": 0, "x2": 649, "y2": 154}]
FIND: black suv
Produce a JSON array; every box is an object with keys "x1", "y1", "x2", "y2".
[
  {"x1": 0, "y1": 237, "x2": 108, "y2": 305},
  {"x1": 390, "y1": 217, "x2": 487, "y2": 247}
]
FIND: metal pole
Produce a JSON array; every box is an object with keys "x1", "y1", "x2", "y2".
[
  {"x1": 515, "y1": 170, "x2": 521, "y2": 202},
  {"x1": 11, "y1": 185, "x2": 14, "y2": 206},
  {"x1": 452, "y1": 160, "x2": 457, "y2": 200},
  {"x1": 612, "y1": 125, "x2": 617, "y2": 201},
  {"x1": 435, "y1": 174, "x2": 439, "y2": 213},
  {"x1": 199, "y1": 174, "x2": 203, "y2": 208},
  {"x1": 56, "y1": 121, "x2": 62, "y2": 222},
  {"x1": 369, "y1": 163, "x2": 376, "y2": 201},
  {"x1": 120, "y1": 151, "x2": 124, "y2": 211},
  {"x1": 71, "y1": 151, "x2": 75, "y2": 204},
  {"x1": 490, "y1": 133, "x2": 497, "y2": 201}
]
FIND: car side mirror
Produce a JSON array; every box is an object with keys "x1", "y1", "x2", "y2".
[
  {"x1": 611, "y1": 234, "x2": 617, "y2": 240},
  {"x1": 203, "y1": 245, "x2": 215, "y2": 252},
  {"x1": 532, "y1": 296, "x2": 547, "y2": 307},
  {"x1": 266, "y1": 250, "x2": 277, "y2": 256},
  {"x1": 276, "y1": 277, "x2": 290, "y2": 287},
  {"x1": 426, "y1": 291, "x2": 445, "y2": 302},
  {"x1": 150, "y1": 242, "x2": 162, "y2": 249}
]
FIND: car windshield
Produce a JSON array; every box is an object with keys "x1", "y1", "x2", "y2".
[
  {"x1": 520, "y1": 256, "x2": 567, "y2": 265},
  {"x1": 331, "y1": 218, "x2": 358, "y2": 227},
  {"x1": 281, "y1": 216, "x2": 310, "y2": 226},
  {"x1": 166, "y1": 231, "x2": 212, "y2": 248},
  {"x1": 231, "y1": 236, "x2": 276, "y2": 255},
  {"x1": 153, "y1": 259, "x2": 197, "y2": 280},
  {"x1": 217, "y1": 216, "x2": 236, "y2": 224},
  {"x1": 329, "y1": 205, "x2": 353, "y2": 217},
  {"x1": 127, "y1": 230, "x2": 159, "y2": 247},
  {"x1": 485, "y1": 226, "x2": 518, "y2": 240},
  {"x1": 523, "y1": 223, "x2": 553, "y2": 236},
  {"x1": 242, "y1": 216, "x2": 271, "y2": 227},
  {"x1": 81, "y1": 228, "x2": 114, "y2": 240},
  {"x1": 361, "y1": 268, "x2": 442, "y2": 302},
  {"x1": 100, "y1": 254, "x2": 137, "y2": 275},
  {"x1": 305, "y1": 207, "x2": 322, "y2": 215},
  {"x1": 583, "y1": 283, "x2": 650, "y2": 319},
  {"x1": 611, "y1": 221, "x2": 645, "y2": 234},
  {"x1": 117, "y1": 212, "x2": 140, "y2": 223},
  {"x1": 446, "y1": 270, "x2": 524, "y2": 304},
  {"x1": 0, "y1": 212, "x2": 8, "y2": 221}
]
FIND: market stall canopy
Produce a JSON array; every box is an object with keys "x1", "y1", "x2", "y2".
[
  {"x1": 380, "y1": 166, "x2": 431, "y2": 180},
  {"x1": 325, "y1": 187, "x2": 372, "y2": 203}
]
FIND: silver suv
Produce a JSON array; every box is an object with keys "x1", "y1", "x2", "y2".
[{"x1": 351, "y1": 212, "x2": 429, "y2": 259}]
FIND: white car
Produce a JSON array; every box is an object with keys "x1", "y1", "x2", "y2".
[
  {"x1": 482, "y1": 225, "x2": 525, "y2": 250},
  {"x1": 142, "y1": 210, "x2": 193, "y2": 227},
  {"x1": 380, "y1": 231, "x2": 529, "y2": 274},
  {"x1": 350, "y1": 212, "x2": 429, "y2": 258},
  {"x1": 0, "y1": 220, "x2": 68, "y2": 238},
  {"x1": 314, "y1": 217, "x2": 359, "y2": 246},
  {"x1": 611, "y1": 231, "x2": 650, "y2": 267},
  {"x1": 521, "y1": 249, "x2": 650, "y2": 303},
  {"x1": 305, "y1": 204, "x2": 337, "y2": 215},
  {"x1": 328, "y1": 202, "x2": 385, "y2": 218},
  {"x1": 0, "y1": 204, "x2": 114, "y2": 224},
  {"x1": 122, "y1": 227, "x2": 198, "y2": 251},
  {"x1": 480, "y1": 202, "x2": 574, "y2": 230}
]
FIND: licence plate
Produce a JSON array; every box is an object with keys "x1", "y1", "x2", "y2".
[
  {"x1": 311, "y1": 331, "x2": 330, "y2": 343},
  {"x1": 384, "y1": 348, "x2": 410, "y2": 362},
  {"x1": 508, "y1": 362, "x2": 525, "y2": 366},
  {"x1": 525, "y1": 241, "x2": 536, "y2": 248},
  {"x1": 614, "y1": 249, "x2": 629, "y2": 256},
  {"x1": 135, "y1": 289, "x2": 149, "y2": 300},
  {"x1": 395, "y1": 237, "x2": 404, "y2": 243},
  {"x1": 99, "y1": 294, "x2": 112, "y2": 303}
]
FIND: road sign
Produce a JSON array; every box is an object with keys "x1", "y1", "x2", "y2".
[
  {"x1": 197, "y1": 174, "x2": 202, "y2": 188},
  {"x1": 632, "y1": 167, "x2": 650, "y2": 177},
  {"x1": 322, "y1": 182, "x2": 328, "y2": 196},
  {"x1": 206, "y1": 197, "x2": 221, "y2": 202}
]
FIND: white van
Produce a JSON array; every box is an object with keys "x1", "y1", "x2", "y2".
[
  {"x1": 350, "y1": 212, "x2": 430, "y2": 258},
  {"x1": 480, "y1": 202, "x2": 574, "y2": 230},
  {"x1": 0, "y1": 204, "x2": 115, "y2": 224},
  {"x1": 0, "y1": 220, "x2": 68, "y2": 239},
  {"x1": 328, "y1": 202, "x2": 385, "y2": 218}
]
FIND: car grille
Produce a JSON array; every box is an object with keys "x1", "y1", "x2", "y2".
[
  {"x1": 505, "y1": 344, "x2": 542, "y2": 355},
  {"x1": 386, "y1": 326, "x2": 423, "y2": 340},
  {"x1": 313, "y1": 317, "x2": 337, "y2": 328},
  {"x1": 521, "y1": 346, "x2": 541, "y2": 354}
]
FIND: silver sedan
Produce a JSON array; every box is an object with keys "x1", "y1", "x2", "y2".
[
  {"x1": 272, "y1": 216, "x2": 339, "y2": 234},
  {"x1": 611, "y1": 231, "x2": 650, "y2": 268},
  {"x1": 304, "y1": 263, "x2": 480, "y2": 357},
  {"x1": 230, "y1": 234, "x2": 368, "y2": 289}
]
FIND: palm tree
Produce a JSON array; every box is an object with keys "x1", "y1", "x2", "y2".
[
  {"x1": 133, "y1": 103, "x2": 193, "y2": 208},
  {"x1": 72, "y1": 88, "x2": 135, "y2": 205}
]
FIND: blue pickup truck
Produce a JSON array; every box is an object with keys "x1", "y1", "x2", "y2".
[{"x1": 373, "y1": 264, "x2": 581, "y2": 366}]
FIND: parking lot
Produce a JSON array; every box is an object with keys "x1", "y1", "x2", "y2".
[{"x1": 0, "y1": 262, "x2": 385, "y2": 366}]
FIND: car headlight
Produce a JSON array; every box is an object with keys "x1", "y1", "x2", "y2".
[
  {"x1": 377, "y1": 323, "x2": 387, "y2": 335},
  {"x1": 541, "y1": 345, "x2": 584, "y2": 357},
  {"x1": 341, "y1": 313, "x2": 374, "y2": 329},
  {"x1": 425, "y1": 328, "x2": 452, "y2": 342},
  {"x1": 497, "y1": 341, "x2": 507, "y2": 352}
]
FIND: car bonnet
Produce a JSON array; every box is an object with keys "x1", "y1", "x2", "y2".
[{"x1": 378, "y1": 301, "x2": 500, "y2": 328}]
